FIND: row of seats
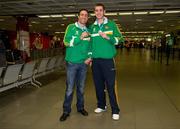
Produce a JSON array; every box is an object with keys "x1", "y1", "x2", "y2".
[{"x1": 0, "y1": 55, "x2": 64, "y2": 92}]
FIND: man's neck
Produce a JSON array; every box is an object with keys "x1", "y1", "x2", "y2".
[
  {"x1": 97, "y1": 17, "x2": 104, "y2": 24},
  {"x1": 78, "y1": 21, "x2": 85, "y2": 28}
]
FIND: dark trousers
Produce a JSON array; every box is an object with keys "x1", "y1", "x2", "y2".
[{"x1": 92, "y1": 58, "x2": 120, "y2": 114}]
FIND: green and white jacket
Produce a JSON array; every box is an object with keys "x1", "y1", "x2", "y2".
[
  {"x1": 90, "y1": 17, "x2": 124, "y2": 59},
  {"x1": 63, "y1": 22, "x2": 91, "y2": 63}
]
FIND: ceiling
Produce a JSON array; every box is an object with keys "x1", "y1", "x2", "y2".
[{"x1": 0, "y1": 0, "x2": 180, "y2": 38}]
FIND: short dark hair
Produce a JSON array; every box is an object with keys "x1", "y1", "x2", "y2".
[
  {"x1": 78, "y1": 9, "x2": 89, "y2": 16},
  {"x1": 94, "y1": 3, "x2": 105, "y2": 10}
]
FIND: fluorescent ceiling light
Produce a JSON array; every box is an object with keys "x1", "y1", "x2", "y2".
[
  {"x1": 62, "y1": 17, "x2": 67, "y2": 20},
  {"x1": 149, "y1": 11, "x2": 164, "y2": 14},
  {"x1": 51, "y1": 14, "x2": 63, "y2": 17},
  {"x1": 31, "y1": 21, "x2": 37, "y2": 24},
  {"x1": 38, "y1": 15, "x2": 50, "y2": 18},
  {"x1": 157, "y1": 20, "x2": 163, "y2": 22},
  {"x1": 166, "y1": 34, "x2": 170, "y2": 37},
  {"x1": 105, "y1": 12, "x2": 117, "y2": 16},
  {"x1": 119, "y1": 12, "x2": 132, "y2": 15},
  {"x1": 136, "y1": 19, "x2": 142, "y2": 21},
  {"x1": 113, "y1": 19, "x2": 118, "y2": 21},
  {"x1": 124, "y1": 31, "x2": 164, "y2": 34},
  {"x1": 165, "y1": 10, "x2": 180, "y2": 14},
  {"x1": 55, "y1": 32, "x2": 60, "y2": 34},
  {"x1": 90, "y1": 13, "x2": 95, "y2": 16},
  {"x1": 48, "y1": 25, "x2": 52, "y2": 27},
  {"x1": 63, "y1": 14, "x2": 76, "y2": 17},
  {"x1": 0, "y1": 19, "x2": 4, "y2": 21},
  {"x1": 134, "y1": 11, "x2": 148, "y2": 15}
]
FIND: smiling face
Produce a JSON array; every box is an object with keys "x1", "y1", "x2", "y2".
[
  {"x1": 94, "y1": 5, "x2": 105, "y2": 20},
  {"x1": 78, "y1": 10, "x2": 88, "y2": 25}
]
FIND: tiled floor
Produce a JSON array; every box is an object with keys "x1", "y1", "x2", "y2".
[{"x1": 0, "y1": 48, "x2": 180, "y2": 129}]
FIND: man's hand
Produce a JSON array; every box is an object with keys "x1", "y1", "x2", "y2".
[
  {"x1": 80, "y1": 32, "x2": 89, "y2": 40},
  {"x1": 99, "y1": 32, "x2": 110, "y2": 40},
  {"x1": 84, "y1": 58, "x2": 92, "y2": 65}
]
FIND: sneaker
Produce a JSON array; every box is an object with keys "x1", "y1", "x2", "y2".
[
  {"x1": 112, "y1": 114, "x2": 119, "y2": 120},
  {"x1": 94, "y1": 108, "x2": 106, "y2": 113}
]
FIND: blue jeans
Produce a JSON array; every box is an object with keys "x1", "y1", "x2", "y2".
[{"x1": 63, "y1": 62, "x2": 87, "y2": 114}]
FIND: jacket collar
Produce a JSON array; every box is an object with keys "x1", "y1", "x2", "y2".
[
  {"x1": 94, "y1": 17, "x2": 108, "y2": 25},
  {"x1": 75, "y1": 22, "x2": 87, "y2": 31}
]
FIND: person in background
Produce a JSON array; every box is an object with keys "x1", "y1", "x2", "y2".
[
  {"x1": 0, "y1": 39, "x2": 6, "y2": 67},
  {"x1": 90, "y1": 3, "x2": 124, "y2": 120},
  {"x1": 59, "y1": 9, "x2": 91, "y2": 122}
]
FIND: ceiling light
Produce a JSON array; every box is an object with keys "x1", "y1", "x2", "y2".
[
  {"x1": 116, "y1": 23, "x2": 121, "y2": 26},
  {"x1": 51, "y1": 14, "x2": 63, "y2": 17},
  {"x1": 149, "y1": 26, "x2": 154, "y2": 28},
  {"x1": 90, "y1": 13, "x2": 95, "y2": 16},
  {"x1": 55, "y1": 32, "x2": 60, "y2": 34},
  {"x1": 147, "y1": 38, "x2": 151, "y2": 41},
  {"x1": 31, "y1": 21, "x2": 37, "y2": 24},
  {"x1": 105, "y1": 12, "x2": 117, "y2": 16},
  {"x1": 136, "y1": 19, "x2": 142, "y2": 21},
  {"x1": 149, "y1": 11, "x2": 164, "y2": 14},
  {"x1": 62, "y1": 17, "x2": 67, "y2": 20},
  {"x1": 38, "y1": 15, "x2": 50, "y2": 18},
  {"x1": 166, "y1": 34, "x2": 170, "y2": 37},
  {"x1": 48, "y1": 25, "x2": 52, "y2": 27},
  {"x1": 61, "y1": 24, "x2": 65, "y2": 26},
  {"x1": 134, "y1": 11, "x2": 148, "y2": 15},
  {"x1": 165, "y1": 10, "x2": 180, "y2": 14},
  {"x1": 157, "y1": 20, "x2": 163, "y2": 22},
  {"x1": 113, "y1": 19, "x2": 118, "y2": 21},
  {"x1": 0, "y1": 19, "x2": 4, "y2": 21},
  {"x1": 63, "y1": 14, "x2": 76, "y2": 17},
  {"x1": 119, "y1": 12, "x2": 132, "y2": 15}
]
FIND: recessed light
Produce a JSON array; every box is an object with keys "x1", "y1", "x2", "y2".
[
  {"x1": 134, "y1": 11, "x2": 148, "y2": 15},
  {"x1": 149, "y1": 11, "x2": 164, "y2": 14},
  {"x1": 157, "y1": 20, "x2": 163, "y2": 22},
  {"x1": 0, "y1": 19, "x2": 4, "y2": 21}
]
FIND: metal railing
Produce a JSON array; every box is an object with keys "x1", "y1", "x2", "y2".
[{"x1": 30, "y1": 48, "x2": 64, "y2": 60}]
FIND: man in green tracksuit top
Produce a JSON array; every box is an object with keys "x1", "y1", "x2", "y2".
[
  {"x1": 90, "y1": 3, "x2": 124, "y2": 120},
  {"x1": 59, "y1": 9, "x2": 91, "y2": 122}
]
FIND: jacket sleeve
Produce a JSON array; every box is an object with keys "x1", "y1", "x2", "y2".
[
  {"x1": 63, "y1": 24, "x2": 81, "y2": 47},
  {"x1": 109, "y1": 21, "x2": 124, "y2": 45},
  {"x1": 87, "y1": 26, "x2": 92, "y2": 58}
]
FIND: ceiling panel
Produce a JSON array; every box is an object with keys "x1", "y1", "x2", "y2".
[{"x1": 0, "y1": 0, "x2": 179, "y2": 36}]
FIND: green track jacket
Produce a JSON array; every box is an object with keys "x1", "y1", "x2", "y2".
[
  {"x1": 90, "y1": 17, "x2": 124, "y2": 59},
  {"x1": 63, "y1": 22, "x2": 91, "y2": 63}
]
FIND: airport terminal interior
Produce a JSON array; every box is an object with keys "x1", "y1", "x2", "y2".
[{"x1": 0, "y1": 0, "x2": 180, "y2": 129}]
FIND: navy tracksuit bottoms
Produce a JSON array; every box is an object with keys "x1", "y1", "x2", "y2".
[{"x1": 92, "y1": 58, "x2": 120, "y2": 114}]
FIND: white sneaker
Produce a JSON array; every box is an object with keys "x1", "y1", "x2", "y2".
[
  {"x1": 112, "y1": 114, "x2": 119, "y2": 120},
  {"x1": 94, "y1": 108, "x2": 106, "y2": 113}
]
